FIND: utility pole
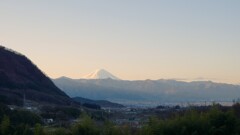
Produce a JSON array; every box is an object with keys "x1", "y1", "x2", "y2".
[{"x1": 23, "y1": 90, "x2": 26, "y2": 107}]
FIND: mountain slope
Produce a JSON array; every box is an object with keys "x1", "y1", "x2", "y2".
[
  {"x1": 72, "y1": 97, "x2": 124, "y2": 108},
  {"x1": 83, "y1": 69, "x2": 120, "y2": 80},
  {"x1": 0, "y1": 46, "x2": 72, "y2": 106}
]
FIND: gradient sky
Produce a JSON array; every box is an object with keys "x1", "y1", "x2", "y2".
[{"x1": 0, "y1": 0, "x2": 240, "y2": 84}]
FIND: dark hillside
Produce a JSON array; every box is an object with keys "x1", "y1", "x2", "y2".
[
  {"x1": 0, "y1": 46, "x2": 72, "y2": 105},
  {"x1": 73, "y1": 97, "x2": 124, "y2": 108}
]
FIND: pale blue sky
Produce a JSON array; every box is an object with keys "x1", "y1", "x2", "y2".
[{"x1": 0, "y1": 0, "x2": 240, "y2": 83}]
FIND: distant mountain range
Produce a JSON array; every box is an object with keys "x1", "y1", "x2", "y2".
[
  {"x1": 0, "y1": 46, "x2": 73, "y2": 106},
  {"x1": 53, "y1": 71, "x2": 240, "y2": 106}
]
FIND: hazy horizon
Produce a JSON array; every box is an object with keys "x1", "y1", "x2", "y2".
[{"x1": 1, "y1": 1, "x2": 240, "y2": 84}]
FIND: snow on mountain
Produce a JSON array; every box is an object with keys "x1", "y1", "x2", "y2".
[{"x1": 82, "y1": 69, "x2": 120, "y2": 80}]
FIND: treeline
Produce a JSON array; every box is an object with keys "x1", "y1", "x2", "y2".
[
  {"x1": 2, "y1": 103, "x2": 240, "y2": 135},
  {"x1": 141, "y1": 107, "x2": 238, "y2": 135},
  {"x1": 0, "y1": 103, "x2": 41, "y2": 135},
  {"x1": 45, "y1": 104, "x2": 240, "y2": 135}
]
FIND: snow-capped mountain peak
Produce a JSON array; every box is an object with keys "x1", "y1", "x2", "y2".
[{"x1": 83, "y1": 69, "x2": 120, "y2": 80}]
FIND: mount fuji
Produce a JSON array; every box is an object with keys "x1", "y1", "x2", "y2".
[{"x1": 82, "y1": 69, "x2": 120, "y2": 80}]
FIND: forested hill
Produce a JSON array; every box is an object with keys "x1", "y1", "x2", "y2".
[{"x1": 0, "y1": 46, "x2": 72, "y2": 105}]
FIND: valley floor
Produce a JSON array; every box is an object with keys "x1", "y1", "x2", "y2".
[{"x1": 2, "y1": 102, "x2": 240, "y2": 135}]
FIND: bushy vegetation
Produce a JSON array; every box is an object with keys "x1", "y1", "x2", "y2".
[
  {"x1": 2, "y1": 103, "x2": 240, "y2": 135},
  {"x1": 0, "y1": 103, "x2": 41, "y2": 135},
  {"x1": 140, "y1": 107, "x2": 239, "y2": 135}
]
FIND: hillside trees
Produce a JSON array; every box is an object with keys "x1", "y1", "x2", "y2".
[
  {"x1": 0, "y1": 115, "x2": 10, "y2": 135},
  {"x1": 141, "y1": 107, "x2": 240, "y2": 135}
]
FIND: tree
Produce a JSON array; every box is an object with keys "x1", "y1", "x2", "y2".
[
  {"x1": 34, "y1": 123, "x2": 44, "y2": 135},
  {"x1": 1, "y1": 115, "x2": 10, "y2": 135},
  {"x1": 51, "y1": 128, "x2": 68, "y2": 135},
  {"x1": 72, "y1": 114, "x2": 100, "y2": 135},
  {"x1": 102, "y1": 121, "x2": 121, "y2": 135},
  {"x1": 23, "y1": 125, "x2": 32, "y2": 135}
]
